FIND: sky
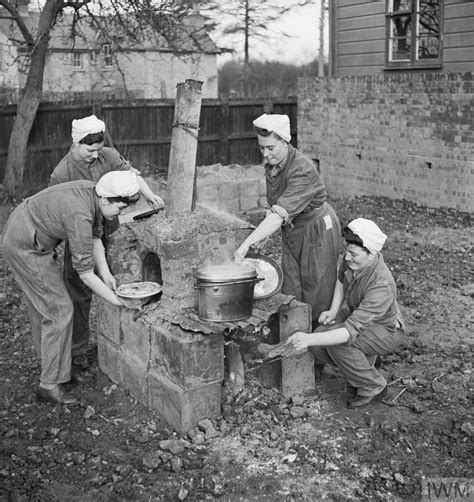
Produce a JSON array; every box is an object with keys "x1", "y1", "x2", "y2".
[{"x1": 214, "y1": 3, "x2": 329, "y2": 67}]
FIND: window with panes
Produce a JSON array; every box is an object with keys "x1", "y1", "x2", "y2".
[{"x1": 386, "y1": 0, "x2": 442, "y2": 68}]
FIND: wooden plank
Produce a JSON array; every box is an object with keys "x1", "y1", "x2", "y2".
[
  {"x1": 338, "y1": 52, "x2": 385, "y2": 67},
  {"x1": 338, "y1": 0, "x2": 376, "y2": 7},
  {"x1": 338, "y1": 39, "x2": 385, "y2": 56},
  {"x1": 444, "y1": 2, "x2": 474, "y2": 19},
  {"x1": 338, "y1": 26, "x2": 385, "y2": 43},
  {"x1": 338, "y1": 2, "x2": 385, "y2": 19},
  {"x1": 444, "y1": 33, "x2": 474, "y2": 50},
  {"x1": 444, "y1": 17, "x2": 474, "y2": 34},
  {"x1": 443, "y1": 60, "x2": 474, "y2": 72},
  {"x1": 443, "y1": 47, "x2": 474, "y2": 63},
  {"x1": 339, "y1": 14, "x2": 384, "y2": 32}
]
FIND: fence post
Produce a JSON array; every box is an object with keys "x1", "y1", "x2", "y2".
[
  {"x1": 219, "y1": 98, "x2": 230, "y2": 165},
  {"x1": 92, "y1": 101, "x2": 114, "y2": 148},
  {"x1": 263, "y1": 100, "x2": 273, "y2": 114}
]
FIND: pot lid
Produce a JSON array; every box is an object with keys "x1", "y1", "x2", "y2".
[
  {"x1": 195, "y1": 263, "x2": 257, "y2": 281},
  {"x1": 244, "y1": 251, "x2": 283, "y2": 299}
]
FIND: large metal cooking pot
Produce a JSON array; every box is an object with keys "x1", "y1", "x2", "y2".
[{"x1": 194, "y1": 263, "x2": 261, "y2": 322}]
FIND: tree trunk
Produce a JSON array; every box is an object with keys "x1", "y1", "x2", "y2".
[
  {"x1": 243, "y1": 0, "x2": 250, "y2": 98},
  {"x1": 166, "y1": 79, "x2": 203, "y2": 215},
  {"x1": 2, "y1": 0, "x2": 62, "y2": 198},
  {"x1": 318, "y1": 0, "x2": 325, "y2": 77}
]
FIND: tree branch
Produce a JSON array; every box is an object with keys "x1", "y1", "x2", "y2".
[{"x1": 0, "y1": 0, "x2": 35, "y2": 47}]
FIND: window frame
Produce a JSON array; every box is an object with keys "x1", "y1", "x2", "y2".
[
  {"x1": 72, "y1": 51, "x2": 83, "y2": 69},
  {"x1": 103, "y1": 43, "x2": 113, "y2": 68},
  {"x1": 384, "y1": 0, "x2": 443, "y2": 70}
]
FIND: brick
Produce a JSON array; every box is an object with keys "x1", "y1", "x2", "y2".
[
  {"x1": 119, "y1": 351, "x2": 148, "y2": 404},
  {"x1": 150, "y1": 322, "x2": 224, "y2": 389},
  {"x1": 148, "y1": 372, "x2": 221, "y2": 432},
  {"x1": 122, "y1": 309, "x2": 151, "y2": 365},
  {"x1": 98, "y1": 335, "x2": 121, "y2": 384},
  {"x1": 96, "y1": 298, "x2": 122, "y2": 344}
]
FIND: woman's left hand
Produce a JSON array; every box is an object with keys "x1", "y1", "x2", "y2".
[
  {"x1": 286, "y1": 331, "x2": 312, "y2": 351},
  {"x1": 101, "y1": 271, "x2": 117, "y2": 291}
]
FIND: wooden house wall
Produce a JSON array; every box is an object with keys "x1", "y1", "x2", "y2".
[{"x1": 330, "y1": 0, "x2": 474, "y2": 76}]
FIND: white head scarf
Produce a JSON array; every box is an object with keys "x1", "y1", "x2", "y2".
[
  {"x1": 95, "y1": 171, "x2": 140, "y2": 198},
  {"x1": 253, "y1": 113, "x2": 291, "y2": 142},
  {"x1": 347, "y1": 218, "x2": 387, "y2": 254},
  {"x1": 71, "y1": 115, "x2": 105, "y2": 144}
]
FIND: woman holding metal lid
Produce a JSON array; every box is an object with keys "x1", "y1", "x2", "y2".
[
  {"x1": 235, "y1": 113, "x2": 341, "y2": 329},
  {"x1": 2, "y1": 171, "x2": 140, "y2": 405},
  {"x1": 49, "y1": 114, "x2": 164, "y2": 380},
  {"x1": 286, "y1": 218, "x2": 406, "y2": 408}
]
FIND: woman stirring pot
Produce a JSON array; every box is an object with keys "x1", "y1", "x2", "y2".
[{"x1": 235, "y1": 113, "x2": 341, "y2": 329}]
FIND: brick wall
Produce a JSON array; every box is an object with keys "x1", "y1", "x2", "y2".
[{"x1": 298, "y1": 73, "x2": 473, "y2": 212}]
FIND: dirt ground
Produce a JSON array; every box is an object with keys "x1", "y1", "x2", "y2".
[{"x1": 0, "y1": 195, "x2": 472, "y2": 501}]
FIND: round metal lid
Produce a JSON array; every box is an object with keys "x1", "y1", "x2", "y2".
[
  {"x1": 244, "y1": 251, "x2": 283, "y2": 299},
  {"x1": 194, "y1": 263, "x2": 257, "y2": 281}
]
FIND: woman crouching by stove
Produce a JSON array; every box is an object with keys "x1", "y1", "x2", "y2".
[{"x1": 286, "y1": 218, "x2": 406, "y2": 408}]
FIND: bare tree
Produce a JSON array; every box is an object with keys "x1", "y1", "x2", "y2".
[
  {"x1": 200, "y1": 0, "x2": 312, "y2": 97},
  {"x1": 0, "y1": 0, "x2": 195, "y2": 198}
]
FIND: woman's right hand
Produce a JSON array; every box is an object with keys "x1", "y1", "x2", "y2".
[
  {"x1": 318, "y1": 310, "x2": 336, "y2": 325},
  {"x1": 234, "y1": 242, "x2": 250, "y2": 263}
]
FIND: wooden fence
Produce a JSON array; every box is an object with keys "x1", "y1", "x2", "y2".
[{"x1": 0, "y1": 98, "x2": 297, "y2": 189}]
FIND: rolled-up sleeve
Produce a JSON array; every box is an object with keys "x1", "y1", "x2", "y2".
[
  {"x1": 64, "y1": 213, "x2": 96, "y2": 274},
  {"x1": 275, "y1": 166, "x2": 318, "y2": 220},
  {"x1": 344, "y1": 281, "x2": 396, "y2": 343}
]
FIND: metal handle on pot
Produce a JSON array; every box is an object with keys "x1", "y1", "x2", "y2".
[{"x1": 194, "y1": 277, "x2": 264, "y2": 289}]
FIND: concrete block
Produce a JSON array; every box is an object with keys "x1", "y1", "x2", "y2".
[
  {"x1": 278, "y1": 301, "x2": 315, "y2": 397},
  {"x1": 150, "y1": 322, "x2": 224, "y2": 389},
  {"x1": 122, "y1": 309, "x2": 151, "y2": 365},
  {"x1": 119, "y1": 351, "x2": 148, "y2": 405},
  {"x1": 98, "y1": 335, "x2": 121, "y2": 384},
  {"x1": 217, "y1": 181, "x2": 240, "y2": 201},
  {"x1": 148, "y1": 372, "x2": 221, "y2": 433},
  {"x1": 96, "y1": 298, "x2": 122, "y2": 345}
]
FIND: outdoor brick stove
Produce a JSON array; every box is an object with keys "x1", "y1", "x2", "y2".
[{"x1": 95, "y1": 80, "x2": 315, "y2": 432}]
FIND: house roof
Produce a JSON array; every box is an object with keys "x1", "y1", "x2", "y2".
[{"x1": 0, "y1": 8, "x2": 221, "y2": 54}]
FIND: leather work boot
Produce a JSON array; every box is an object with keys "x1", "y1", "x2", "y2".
[
  {"x1": 348, "y1": 386, "x2": 388, "y2": 409},
  {"x1": 36, "y1": 385, "x2": 79, "y2": 406},
  {"x1": 72, "y1": 354, "x2": 90, "y2": 370}
]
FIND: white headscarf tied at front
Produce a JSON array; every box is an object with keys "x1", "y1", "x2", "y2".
[
  {"x1": 348, "y1": 218, "x2": 387, "y2": 254},
  {"x1": 253, "y1": 113, "x2": 291, "y2": 142},
  {"x1": 71, "y1": 114, "x2": 106, "y2": 144},
  {"x1": 95, "y1": 171, "x2": 140, "y2": 198}
]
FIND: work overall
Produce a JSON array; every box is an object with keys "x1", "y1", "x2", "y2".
[
  {"x1": 49, "y1": 147, "x2": 132, "y2": 357},
  {"x1": 265, "y1": 144, "x2": 341, "y2": 327}
]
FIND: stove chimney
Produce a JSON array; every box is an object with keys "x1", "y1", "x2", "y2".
[{"x1": 166, "y1": 79, "x2": 203, "y2": 215}]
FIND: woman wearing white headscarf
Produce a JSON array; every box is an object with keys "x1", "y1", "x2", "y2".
[
  {"x1": 3, "y1": 171, "x2": 139, "y2": 405},
  {"x1": 48, "y1": 115, "x2": 164, "y2": 379},
  {"x1": 235, "y1": 113, "x2": 341, "y2": 329},
  {"x1": 286, "y1": 218, "x2": 406, "y2": 408}
]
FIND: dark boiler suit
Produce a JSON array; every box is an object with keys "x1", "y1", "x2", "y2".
[
  {"x1": 265, "y1": 144, "x2": 341, "y2": 327},
  {"x1": 310, "y1": 254, "x2": 406, "y2": 396},
  {"x1": 49, "y1": 147, "x2": 136, "y2": 358},
  {"x1": 2, "y1": 181, "x2": 102, "y2": 386}
]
